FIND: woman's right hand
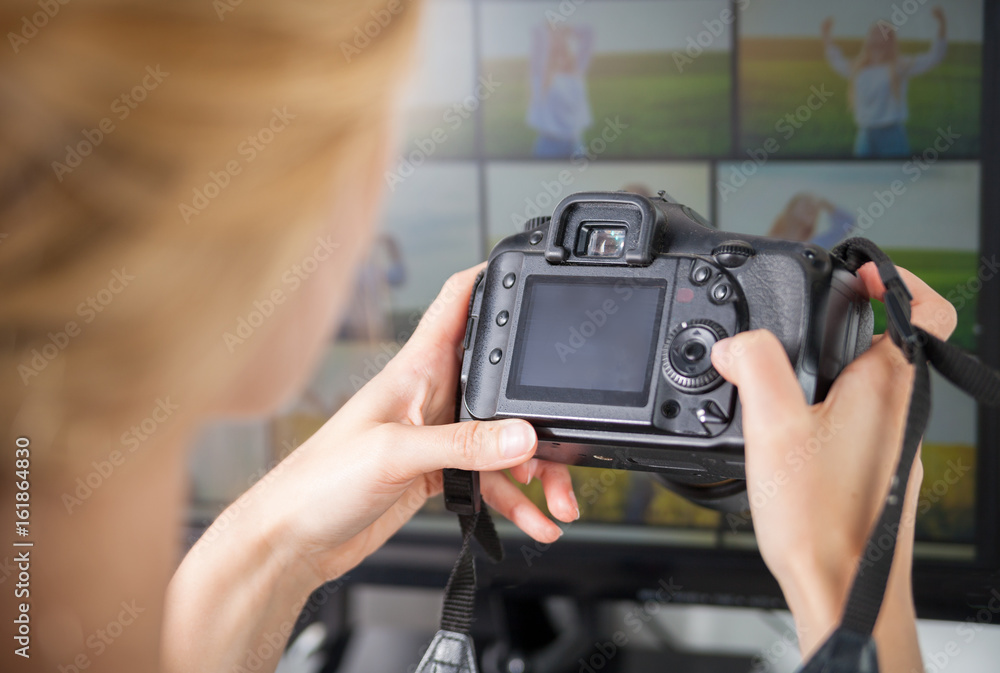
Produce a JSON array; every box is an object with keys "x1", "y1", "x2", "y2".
[
  {"x1": 932, "y1": 6, "x2": 947, "y2": 36},
  {"x1": 821, "y1": 17, "x2": 834, "y2": 41},
  {"x1": 711, "y1": 264, "x2": 957, "y2": 668}
]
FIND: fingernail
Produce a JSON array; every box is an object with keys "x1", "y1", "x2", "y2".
[
  {"x1": 526, "y1": 459, "x2": 537, "y2": 485},
  {"x1": 569, "y1": 489, "x2": 580, "y2": 520},
  {"x1": 501, "y1": 421, "x2": 534, "y2": 459}
]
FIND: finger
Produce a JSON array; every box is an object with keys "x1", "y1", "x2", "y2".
[
  {"x1": 509, "y1": 458, "x2": 539, "y2": 485},
  {"x1": 481, "y1": 471, "x2": 563, "y2": 543},
  {"x1": 535, "y1": 461, "x2": 579, "y2": 522},
  {"x1": 711, "y1": 330, "x2": 808, "y2": 441},
  {"x1": 376, "y1": 418, "x2": 537, "y2": 480},
  {"x1": 858, "y1": 263, "x2": 958, "y2": 341},
  {"x1": 407, "y1": 263, "x2": 487, "y2": 352}
]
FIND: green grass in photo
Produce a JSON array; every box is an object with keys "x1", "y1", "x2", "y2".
[
  {"x1": 740, "y1": 38, "x2": 981, "y2": 157},
  {"x1": 483, "y1": 51, "x2": 731, "y2": 158}
]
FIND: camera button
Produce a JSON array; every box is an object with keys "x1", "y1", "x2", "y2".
[
  {"x1": 496, "y1": 310, "x2": 509, "y2": 326},
  {"x1": 710, "y1": 282, "x2": 732, "y2": 304},
  {"x1": 696, "y1": 400, "x2": 730, "y2": 427},
  {"x1": 529, "y1": 231, "x2": 543, "y2": 245},
  {"x1": 489, "y1": 348, "x2": 503, "y2": 365},
  {"x1": 712, "y1": 240, "x2": 754, "y2": 268},
  {"x1": 690, "y1": 262, "x2": 713, "y2": 285},
  {"x1": 463, "y1": 317, "x2": 476, "y2": 350},
  {"x1": 502, "y1": 272, "x2": 516, "y2": 289}
]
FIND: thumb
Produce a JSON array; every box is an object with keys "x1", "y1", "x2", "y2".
[
  {"x1": 379, "y1": 418, "x2": 537, "y2": 477},
  {"x1": 711, "y1": 330, "x2": 808, "y2": 440}
]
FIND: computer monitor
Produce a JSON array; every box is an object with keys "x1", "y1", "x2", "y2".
[{"x1": 188, "y1": 0, "x2": 1000, "y2": 624}]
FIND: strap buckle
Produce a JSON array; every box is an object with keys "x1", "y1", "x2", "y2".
[
  {"x1": 883, "y1": 276, "x2": 919, "y2": 362},
  {"x1": 443, "y1": 469, "x2": 481, "y2": 516}
]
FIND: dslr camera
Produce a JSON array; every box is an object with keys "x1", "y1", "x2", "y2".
[{"x1": 458, "y1": 191, "x2": 873, "y2": 511}]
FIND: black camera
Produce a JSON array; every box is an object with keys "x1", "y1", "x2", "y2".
[{"x1": 458, "y1": 191, "x2": 874, "y2": 511}]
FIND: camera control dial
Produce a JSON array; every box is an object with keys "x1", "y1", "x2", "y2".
[{"x1": 661, "y1": 319, "x2": 728, "y2": 392}]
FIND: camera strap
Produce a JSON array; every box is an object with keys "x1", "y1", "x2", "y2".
[
  {"x1": 795, "y1": 238, "x2": 1000, "y2": 672},
  {"x1": 414, "y1": 470, "x2": 502, "y2": 673}
]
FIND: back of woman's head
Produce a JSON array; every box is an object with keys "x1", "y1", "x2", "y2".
[{"x1": 0, "y1": 0, "x2": 421, "y2": 452}]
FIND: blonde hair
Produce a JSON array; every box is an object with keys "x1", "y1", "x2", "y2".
[
  {"x1": 0, "y1": 0, "x2": 421, "y2": 458},
  {"x1": 849, "y1": 21, "x2": 902, "y2": 109}
]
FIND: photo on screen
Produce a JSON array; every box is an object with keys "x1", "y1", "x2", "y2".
[
  {"x1": 486, "y1": 161, "x2": 711, "y2": 250},
  {"x1": 716, "y1": 160, "x2": 981, "y2": 547},
  {"x1": 739, "y1": 0, "x2": 983, "y2": 158},
  {"x1": 269, "y1": 341, "x2": 416, "y2": 461},
  {"x1": 337, "y1": 164, "x2": 481, "y2": 343},
  {"x1": 396, "y1": 0, "x2": 477, "y2": 160},
  {"x1": 480, "y1": 0, "x2": 733, "y2": 159}
]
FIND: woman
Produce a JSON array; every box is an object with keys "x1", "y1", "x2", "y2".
[
  {"x1": 768, "y1": 192, "x2": 856, "y2": 249},
  {"x1": 527, "y1": 23, "x2": 594, "y2": 158},
  {"x1": 823, "y1": 8, "x2": 947, "y2": 157},
  {"x1": 0, "y1": 2, "x2": 947, "y2": 671}
]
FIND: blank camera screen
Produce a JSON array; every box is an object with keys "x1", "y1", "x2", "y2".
[{"x1": 508, "y1": 277, "x2": 665, "y2": 406}]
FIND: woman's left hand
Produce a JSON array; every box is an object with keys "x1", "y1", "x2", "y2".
[{"x1": 247, "y1": 264, "x2": 577, "y2": 582}]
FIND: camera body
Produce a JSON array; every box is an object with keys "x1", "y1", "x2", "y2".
[{"x1": 459, "y1": 191, "x2": 873, "y2": 507}]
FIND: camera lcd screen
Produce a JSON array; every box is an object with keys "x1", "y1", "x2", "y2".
[{"x1": 507, "y1": 277, "x2": 665, "y2": 406}]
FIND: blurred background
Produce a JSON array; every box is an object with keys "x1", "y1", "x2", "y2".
[{"x1": 186, "y1": 0, "x2": 1000, "y2": 670}]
